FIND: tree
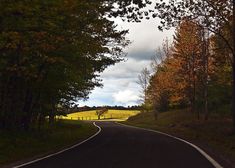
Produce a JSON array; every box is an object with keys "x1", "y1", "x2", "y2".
[
  {"x1": 96, "y1": 108, "x2": 108, "y2": 120},
  {"x1": 137, "y1": 68, "x2": 150, "y2": 112},
  {"x1": 0, "y1": 0, "x2": 139, "y2": 130},
  {"x1": 207, "y1": 31, "x2": 232, "y2": 115},
  {"x1": 148, "y1": 40, "x2": 174, "y2": 119},
  {"x1": 148, "y1": 20, "x2": 221, "y2": 121},
  {"x1": 173, "y1": 19, "x2": 206, "y2": 118}
]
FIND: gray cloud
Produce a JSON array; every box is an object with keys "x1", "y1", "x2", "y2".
[
  {"x1": 101, "y1": 58, "x2": 151, "y2": 79},
  {"x1": 127, "y1": 50, "x2": 155, "y2": 61}
]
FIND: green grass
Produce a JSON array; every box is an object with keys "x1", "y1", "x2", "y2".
[
  {"x1": 62, "y1": 109, "x2": 140, "y2": 121},
  {"x1": 123, "y1": 109, "x2": 235, "y2": 167},
  {"x1": 0, "y1": 120, "x2": 97, "y2": 166}
]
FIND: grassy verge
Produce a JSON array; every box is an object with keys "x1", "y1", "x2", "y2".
[
  {"x1": 123, "y1": 109, "x2": 235, "y2": 168},
  {"x1": 0, "y1": 120, "x2": 97, "y2": 166},
  {"x1": 62, "y1": 109, "x2": 140, "y2": 121}
]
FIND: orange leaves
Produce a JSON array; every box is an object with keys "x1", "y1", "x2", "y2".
[{"x1": 149, "y1": 19, "x2": 208, "y2": 108}]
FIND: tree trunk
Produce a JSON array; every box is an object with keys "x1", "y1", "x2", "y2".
[
  {"x1": 22, "y1": 88, "x2": 34, "y2": 130},
  {"x1": 49, "y1": 99, "x2": 56, "y2": 125},
  {"x1": 194, "y1": 79, "x2": 198, "y2": 119},
  {"x1": 154, "y1": 111, "x2": 158, "y2": 120},
  {"x1": 232, "y1": 60, "x2": 235, "y2": 132},
  {"x1": 192, "y1": 54, "x2": 197, "y2": 118},
  {"x1": 232, "y1": 0, "x2": 235, "y2": 133},
  {"x1": 203, "y1": 29, "x2": 209, "y2": 121},
  {"x1": 153, "y1": 100, "x2": 158, "y2": 120},
  {"x1": 37, "y1": 103, "x2": 43, "y2": 131}
]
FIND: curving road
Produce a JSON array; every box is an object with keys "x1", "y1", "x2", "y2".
[{"x1": 15, "y1": 122, "x2": 217, "y2": 168}]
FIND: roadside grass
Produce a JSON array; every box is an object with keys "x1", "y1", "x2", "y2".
[
  {"x1": 62, "y1": 109, "x2": 140, "y2": 121},
  {"x1": 0, "y1": 120, "x2": 97, "y2": 166},
  {"x1": 123, "y1": 109, "x2": 235, "y2": 167}
]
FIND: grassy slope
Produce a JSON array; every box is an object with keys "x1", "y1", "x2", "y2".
[
  {"x1": 62, "y1": 109, "x2": 140, "y2": 121},
  {"x1": 123, "y1": 109, "x2": 235, "y2": 167},
  {"x1": 0, "y1": 120, "x2": 97, "y2": 166}
]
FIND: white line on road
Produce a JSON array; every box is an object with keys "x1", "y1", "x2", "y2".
[
  {"x1": 13, "y1": 122, "x2": 101, "y2": 168},
  {"x1": 116, "y1": 122, "x2": 223, "y2": 168}
]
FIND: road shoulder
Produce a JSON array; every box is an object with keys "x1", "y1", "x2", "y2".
[{"x1": 1, "y1": 121, "x2": 101, "y2": 168}]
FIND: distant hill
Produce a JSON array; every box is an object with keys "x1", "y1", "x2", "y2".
[{"x1": 69, "y1": 105, "x2": 141, "y2": 114}]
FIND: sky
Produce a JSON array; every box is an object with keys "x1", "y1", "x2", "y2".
[{"x1": 79, "y1": 18, "x2": 174, "y2": 107}]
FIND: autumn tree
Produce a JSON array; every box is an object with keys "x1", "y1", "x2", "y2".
[
  {"x1": 148, "y1": 20, "x2": 215, "y2": 120},
  {"x1": 148, "y1": 40, "x2": 174, "y2": 119},
  {"x1": 153, "y1": 0, "x2": 235, "y2": 130},
  {"x1": 173, "y1": 19, "x2": 207, "y2": 118}
]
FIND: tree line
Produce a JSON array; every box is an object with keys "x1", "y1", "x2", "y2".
[
  {"x1": 70, "y1": 105, "x2": 141, "y2": 113},
  {"x1": 147, "y1": 20, "x2": 231, "y2": 118},
  {"x1": 0, "y1": 0, "x2": 148, "y2": 130},
  {"x1": 143, "y1": 0, "x2": 234, "y2": 131}
]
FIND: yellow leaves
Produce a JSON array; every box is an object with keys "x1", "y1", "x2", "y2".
[
  {"x1": 39, "y1": 43, "x2": 56, "y2": 51},
  {"x1": 5, "y1": 64, "x2": 36, "y2": 78},
  {"x1": 6, "y1": 64, "x2": 18, "y2": 72},
  {"x1": 0, "y1": 31, "x2": 58, "y2": 53},
  {"x1": 3, "y1": 32, "x2": 21, "y2": 49},
  {"x1": 33, "y1": 32, "x2": 47, "y2": 40},
  {"x1": 43, "y1": 56, "x2": 65, "y2": 65}
]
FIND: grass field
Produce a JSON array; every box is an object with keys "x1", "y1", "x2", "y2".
[
  {"x1": 0, "y1": 120, "x2": 97, "y2": 166},
  {"x1": 123, "y1": 109, "x2": 235, "y2": 167},
  {"x1": 62, "y1": 109, "x2": 140, "y2": 121}
]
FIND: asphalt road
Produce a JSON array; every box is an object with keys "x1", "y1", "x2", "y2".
[{"x1": 16, "y1": 122, "x2": 216, "y2": 168}]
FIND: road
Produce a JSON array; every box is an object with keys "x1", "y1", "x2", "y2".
[{"x1": 16, "y1": 122, "x2": 216, "y2": 168}]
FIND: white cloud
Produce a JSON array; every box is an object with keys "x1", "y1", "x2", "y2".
[
  {"x1": 116, "y1": 18, "x2": 175, "y2": 53},
  {"x1": 112, "y1": 90, "x2": 139, "y2": 106}
]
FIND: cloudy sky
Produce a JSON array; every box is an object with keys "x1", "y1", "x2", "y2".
[{"x1": 79, "y1": 18, "x2": 174, "y2": 107}]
